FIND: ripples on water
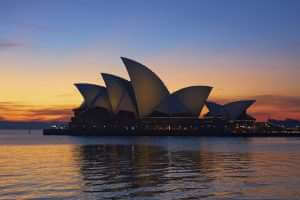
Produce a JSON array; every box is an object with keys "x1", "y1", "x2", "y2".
[{"x1": 1, "y1": 130, "x2": 300, "y2": 199}]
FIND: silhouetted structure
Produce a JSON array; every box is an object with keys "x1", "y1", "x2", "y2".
[
  {"x1": 205, "y1": 100, "x2": 256, "y2": 129},
  {"x1": 69, "y1": 57, "x2": 215, "y2": 133},
  {"x1": 52, "y1": 57, "x2": 300, "y2": 136}
]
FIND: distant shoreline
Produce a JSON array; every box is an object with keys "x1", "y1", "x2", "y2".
[
  {"x1": 43, "y1": 128, "x2": 300, "y2": 137},
  {"x1": 0, "y1": 121, "x2": 66, "y2": 130}
]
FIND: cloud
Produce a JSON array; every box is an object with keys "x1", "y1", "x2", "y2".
[
  {"x1": 28, "y1": 108, "x2": 71, "y2": 115},
  {"x1": 0, "y1": 101, "x2": 33, "y2": 112},
  {"x1": 253, "y1": 94, "x2": 300, "y2": 105},
  {"x1": 0, "y1": 101, "x2": 73, "y2": 122},
  {"x1": 250, "y1": 95, "x2": 300, "y2": 120},
  {"x1": 0, "y1": 40, "x2": 23, "y2": 49}
]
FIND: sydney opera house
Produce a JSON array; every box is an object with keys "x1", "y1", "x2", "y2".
[{"x1": 68, "y1": 57, "x2": 256, "y2": 134}]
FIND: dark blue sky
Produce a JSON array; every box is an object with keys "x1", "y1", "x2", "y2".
[{"x1": 2, "y1": 0, "x2": 299, "y2": 56}]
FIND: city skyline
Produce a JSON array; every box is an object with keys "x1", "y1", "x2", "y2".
[{"x1": 1, "y1": 0, "x2": 300, "y2": 122}]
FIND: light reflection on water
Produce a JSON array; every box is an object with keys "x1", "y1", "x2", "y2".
[{"x1": 0, "y1": 130, "x2": 300, "y2": 199}]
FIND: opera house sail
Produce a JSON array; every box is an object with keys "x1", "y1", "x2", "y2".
[
  {"x1": 44, "y1": 57, "x2": 300, "y2": 137},
  {"x1": 155, "y1": 86, "x2": 212, "y2": 117},
  {"x1": 205, "y1": 100, "x2": 256, "y2": 123},
  {"x1": 74, "y1": 83, "x2": 105, "y2": 108},
  {"x1": 101, "y1": 73, "x2": 137, "y2": 116},
  {"x1": 121, "y1": 57, "x2": 170, "y2": 118},
  {"x1": 61, "y1": 56, "x2": 261, "y2": 136}
]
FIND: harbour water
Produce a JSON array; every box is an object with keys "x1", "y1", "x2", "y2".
[{"x1": 1, "y1": 130, "x2": 300, "y2": 199}]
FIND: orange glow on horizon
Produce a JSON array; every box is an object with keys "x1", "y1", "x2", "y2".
[{"x1": 1, "y1": 51, "x2": 299, "y2": 122}]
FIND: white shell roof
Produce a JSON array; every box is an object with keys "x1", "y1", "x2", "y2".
[
  {"x1": 155, "y1": 95, "x2": 190, "y2": 115},
  {"x1": 74, "y1": 83, "x2": 111, "y2": 111},
  {"x1": 92, "y1": 88, "x2": 112, "y2": 111},
  {"x1": 74, "y1": 57, "x2": 214, "y2": 118},
  {"x1": 101, "y1": 73, "x2": 137, "y2": 115},
  {"x1": 224, "y1": 100, "x2": 255, "y2": 120},
  {"x1": 174, "y1": 86, "x2": 212, "y2": 116},
  {"x1": 206, "y1": 100, "x2": 256, "y2": 120},
  {"x1": 121, "y1": 57, "x2": 170, "y2": 118},
  {"x1": 156, "y1": 86, "x2": 212, "y2": 116},
  {"x1": 205, "y1": 102, "x2": 227, "y2": 117}
]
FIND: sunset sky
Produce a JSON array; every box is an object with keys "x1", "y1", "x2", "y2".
[{"x1": 1, "y1": 0, "x2": 300, "y2": 122}]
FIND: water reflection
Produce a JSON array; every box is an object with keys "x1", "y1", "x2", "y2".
[
  {"x1": 74, "y1": 144, "x2": 257, "y2": 199},
  {"x1": 1, "y1": 133, "x2": 300, "y2": 200}
]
